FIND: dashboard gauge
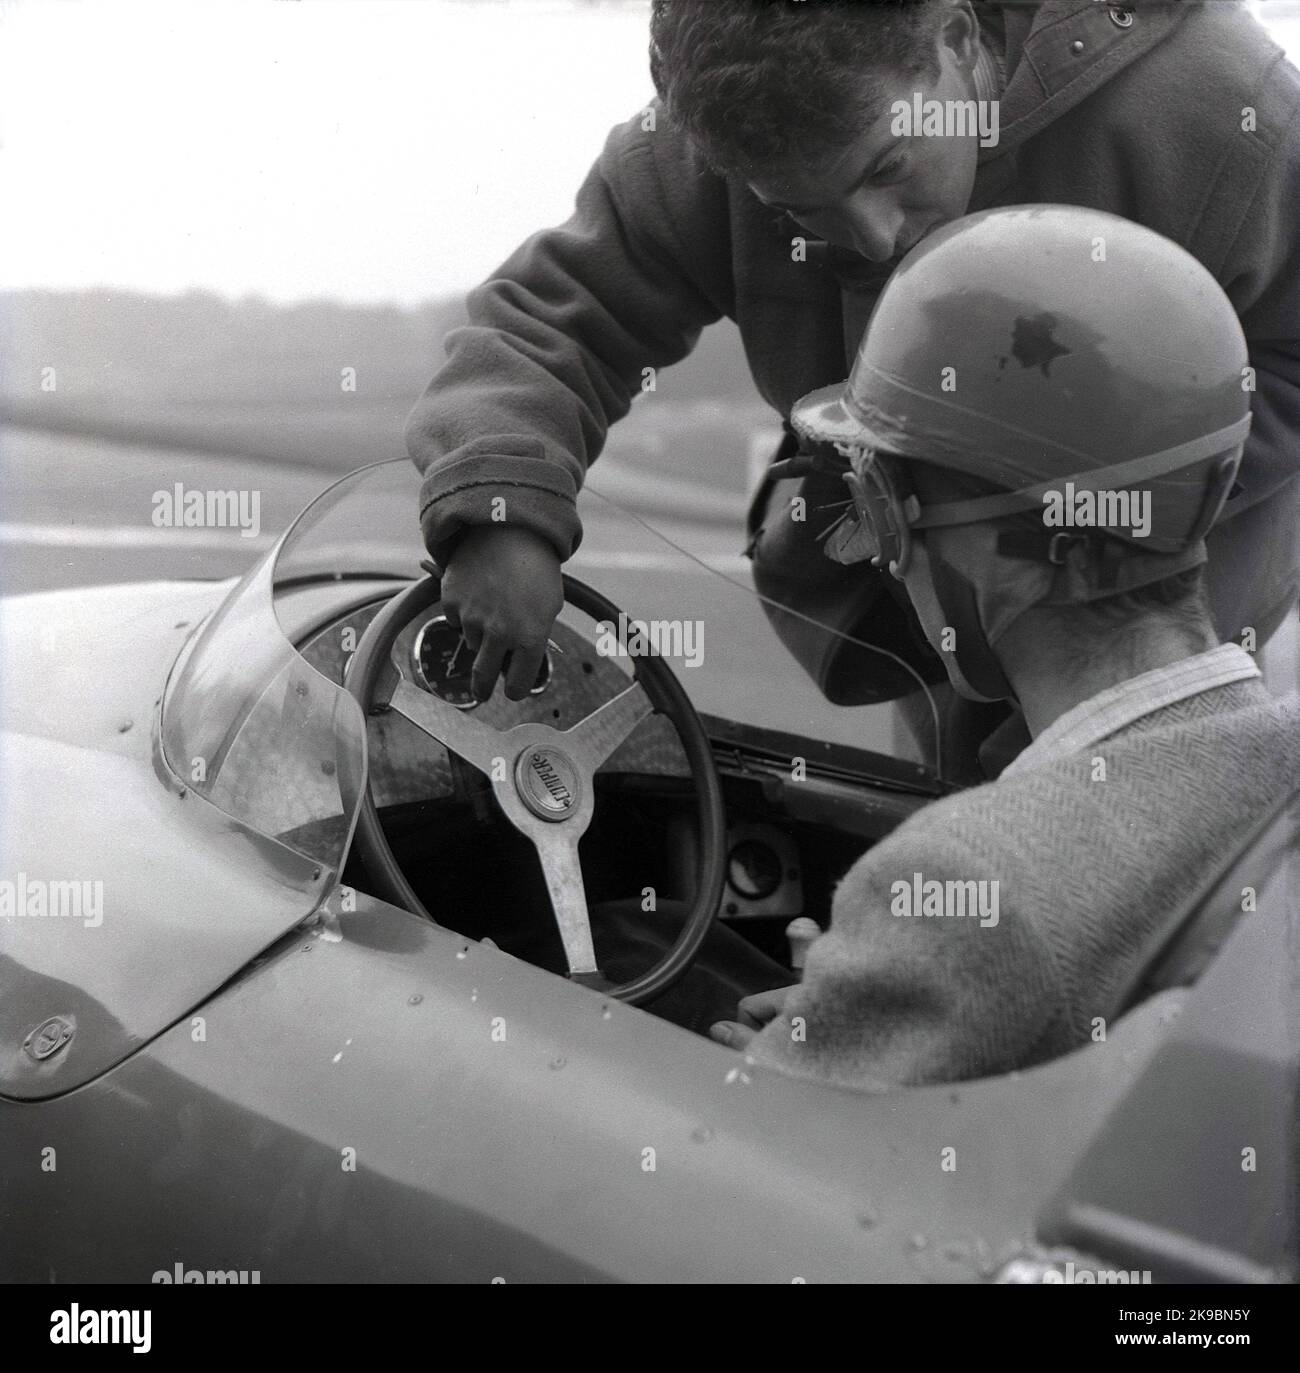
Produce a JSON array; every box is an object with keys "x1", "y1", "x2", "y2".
[
  {"x1": 726, "y1": 839, "x2": 784, "y2": 901},
  {"x1": 412, "y1": 616, "x2": 477, "y2": 708},
  {"x1": 411, "y1": 615, "x2": 553, "y2": 709}
]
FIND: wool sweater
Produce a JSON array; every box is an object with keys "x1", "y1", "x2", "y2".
[{"x1": 747, "y1": 678, "x2": 1300, "y2": 1090}]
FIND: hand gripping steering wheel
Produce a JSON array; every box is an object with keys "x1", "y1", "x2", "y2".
[{"x1": 345, "y1": 574, "x2": 727, "y2": 1005}]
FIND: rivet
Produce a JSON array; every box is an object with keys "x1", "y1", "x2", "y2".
[
  {"x1": 1108, "y1": 6, "x2": 1134, "y2": 29},
  {"x1": 1071, "y1": 39, "x2": 1084, "y2": 54}
]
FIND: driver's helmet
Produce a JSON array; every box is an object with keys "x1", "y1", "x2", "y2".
[{"x1": 789, "y1": 204, "x2": 1251, "y2": 700}]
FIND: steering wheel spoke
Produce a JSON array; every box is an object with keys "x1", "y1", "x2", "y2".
[
  {"x1": 531, "y1": 829, "x2": 600, "y2": 978},
  {"x1": 564, "y1": 680, "x2": 655, "y2": 771},
  {"x1": 388, "y1": 678, "x2": 504, "y2": 776}
]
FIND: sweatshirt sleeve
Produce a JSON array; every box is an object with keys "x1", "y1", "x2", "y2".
[
  {"x1": 747, "y1": 825, "x2": 1068, "y2": 1090},
  {"x1": 405, "y1": 104, "x2": 730, "y2": 567}
]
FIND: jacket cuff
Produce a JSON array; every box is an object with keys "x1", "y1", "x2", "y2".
[{"x1": 418, "y1": 453, "x2": 583, "y2": 568}]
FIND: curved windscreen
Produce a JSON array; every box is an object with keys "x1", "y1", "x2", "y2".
[{"x1": 157, "y1": 464, "x2": 424, "y2": 871}]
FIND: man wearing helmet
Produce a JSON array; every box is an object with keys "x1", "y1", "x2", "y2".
[
  {"x1": 705, "y1": 205, "x2": 1300, "y2": 1087},
  {"x1": 406, "y1": 0, "x2": 1300, "y2": 785}
]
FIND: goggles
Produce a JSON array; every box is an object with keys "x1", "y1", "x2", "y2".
[{"x1": 821, "y1": 445, "x2": 920, "y2": 577}]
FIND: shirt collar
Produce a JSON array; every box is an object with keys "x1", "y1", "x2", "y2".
[
  {"x1": 1002, "y1": 644, "x2": 1262, "y2": 779},
  {"x1": 973, "y1": 14, "x2": 1006, "y2": 105}
]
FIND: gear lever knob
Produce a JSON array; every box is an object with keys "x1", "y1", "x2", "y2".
[{"x1": 785, "y1": 917, "x2": 821, "y2": 974}]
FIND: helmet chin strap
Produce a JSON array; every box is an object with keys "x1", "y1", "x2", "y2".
[
  {"x1": 904, "y1": 536, "x2": 1017, "y2": 704},
  {"x1": 907, "y1": 524, "x2": 1212, "y2": 706}
]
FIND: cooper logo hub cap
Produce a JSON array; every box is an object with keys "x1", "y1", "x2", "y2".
[{"x1": 515, "y1": 747, "x2": 581, "y2": 821}]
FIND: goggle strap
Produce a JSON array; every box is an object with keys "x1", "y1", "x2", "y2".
[{"x1": 909, "y1": 415, "x2": 1251, "y2": 532}]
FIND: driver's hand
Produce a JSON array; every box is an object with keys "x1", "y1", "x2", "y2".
[
  {"x1": 440, "y1": 525, "x2": 564, "y2": 702},
  {"x1": 708, "y1": 984, "x2": 799, "y2": 1050}
]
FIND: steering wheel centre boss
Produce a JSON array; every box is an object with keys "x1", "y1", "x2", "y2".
[{"x1": 515, "y1": 746, "x2": 583, "y2": 821}]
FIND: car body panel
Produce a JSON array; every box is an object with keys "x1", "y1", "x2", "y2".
[{"x1": 1, "y1": 885, "x2": 1183, "y2": 1283}]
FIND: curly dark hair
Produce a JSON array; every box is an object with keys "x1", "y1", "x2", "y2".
[{"x1": 649, "y1": 0, "x2": 948, "y2": 175}]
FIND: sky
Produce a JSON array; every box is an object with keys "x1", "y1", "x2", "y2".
[
  {"x1": 0, "y1": 0, "x2": 656, "y2": 304},
  {"x1": 1, "y1": 0, "x2": 1297, "y2": 307}
]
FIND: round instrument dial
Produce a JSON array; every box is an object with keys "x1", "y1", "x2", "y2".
[{"x1": 726, "y1": 839, "x2": 784, "y2": 901}]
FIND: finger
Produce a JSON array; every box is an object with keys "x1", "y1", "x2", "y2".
[
  {"x1": 737, "y1": 989, "x2": 782, "y2": 1028},
  {"x1": 503, "y1": 641, "x2": 546, "y2": 701},
  {"x1": 708, "y1": 1021, "x2": 755, "y2": 1050},
  {"x1": 470, "y1": 632, "x2": 508, "y2": 703}
]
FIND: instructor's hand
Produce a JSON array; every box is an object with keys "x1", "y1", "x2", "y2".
[{"x1": 440, "y1": 525, "x2": 564, "y2": 702}]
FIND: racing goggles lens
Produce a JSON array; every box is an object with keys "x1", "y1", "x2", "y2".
[{"x1": 823, "y1": 447, "x2": 920, "y2": 577}]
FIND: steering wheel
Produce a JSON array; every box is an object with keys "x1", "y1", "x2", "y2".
[{"x1": 345, "y1": 573, "x2": 728, "y2": 1005}]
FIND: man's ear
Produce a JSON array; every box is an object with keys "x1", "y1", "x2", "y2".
[{"x1": 937, "y1": 0, "x2": 981, "y2": 79}]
